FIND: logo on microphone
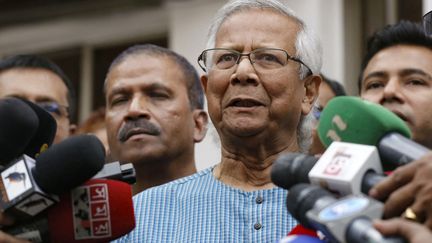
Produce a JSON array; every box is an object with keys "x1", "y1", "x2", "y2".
[
  {"x1": 323, "y1": 148, "x2": 351, "y2": 176},
  {"x1": 318, "y1": 197, "x2": 369, "y2": 221},
  {"x1": 72, "y1": 183, "x2": 111, "y2": 239},
  {"x1": 326, "y1": 115, "x2": 347, "y2": 142},
  {"x1": 1, "y1": 160, "x2": 31, "y2": 201}
]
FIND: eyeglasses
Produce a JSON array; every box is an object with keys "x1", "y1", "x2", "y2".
[
  {"x1": 197, "y1": 47, "x2": 312, "y2": 75},
  {"x1": 423, "y1": 10, "x2": 432, "y2": 35},
  {"x1": 36, "y1": 101, "x2": 69, "y2": 118}
]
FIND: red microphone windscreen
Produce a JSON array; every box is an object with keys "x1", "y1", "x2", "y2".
[
  {"x1": 288, "y1": 225, "x2": 318, "y2": 237},
  {"x1": 47, "y1": 179, "x2": 135, "y2": 243}
]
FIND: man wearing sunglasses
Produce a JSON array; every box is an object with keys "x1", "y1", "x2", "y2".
[{"x1": 0, "y1": 54, "x2": 76, "y2": 144}]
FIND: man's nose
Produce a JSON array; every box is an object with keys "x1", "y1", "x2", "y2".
[
  {"x1": 231, "y1": 56, "x2": 259, "y2": 86},
  {"x1": 126, "y1": 96, "x2": 150, "y2": 120}
]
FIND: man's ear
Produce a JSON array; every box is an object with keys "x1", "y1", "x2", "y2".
[
  {"x1": 69, "y1": 123, "x2": 77, "y2": 136},
  {"x1": 193, "y1": 109, "x2": 208, "y2": 143},
  {"x1": 301, "y1": 75, "x2": 321, "y2": 115},
  {"x1": 200, "y1": 74, "x2": 208, "y2": 93}
]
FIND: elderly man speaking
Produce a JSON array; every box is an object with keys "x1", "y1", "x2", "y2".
[{"x1": 114, "y1": 0, "x2": 322, "y2": 242}]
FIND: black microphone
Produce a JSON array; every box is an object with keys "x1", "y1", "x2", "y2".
[
  {"x1": 20, "y1": 99, "x2": 56, "y2": 159},
  {"x1": 0, "y1": 98, "x2": 39, "y2": 164},
  {"x1": 93, "y1": 161, "x2": 136, "y2": 184},
  {"x1": 287, "y1": 183, "x2": 406, "y2": 243},
  {"x1": 32, "y1": 134, "x2": 106, "y2": 194},
  {"x1": 271, "y1": 152, "x2": 317, "y2": 190},
  {"x1": 0, "y1": 134, "x2": 105, "y2": 220}
]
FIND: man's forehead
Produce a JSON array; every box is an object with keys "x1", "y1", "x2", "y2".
[
  {"x1": 0, "y1": 67, "x2": 62, "y2": 79},
  {"x1": 0, "y1": 68, "x2": 68, "y2": 95},
  {"x1": 106, "y1": 55, "x2": 186, "y2": 93},
  {"x1": 214, "y1": 8, "x2": 299, "y2": 50},
  {"x1": 365, "y1": 45, "x2": 432, "y2": 74}
]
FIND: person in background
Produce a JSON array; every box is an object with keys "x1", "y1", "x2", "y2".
[
  {"x1": 114, "y1": 0, "x2": 322, "y2": 242},
  {"x1": 77, "y1": 107, "x2": 109, "y2": 154},
  {"x1": 0, "y1": 54, "x2": 77, "y2": 144},
  {"x1": 358, "y1": 21, "x2": 432, "y2": 229},
  {"x1": 104, "y1": 44, "x2": 208, "y2": 194},
  {"x1": 309, "y1": 74, "x2": 346, "y2": 155}
]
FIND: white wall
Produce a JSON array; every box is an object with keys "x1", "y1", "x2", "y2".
[
  {"x1": 424, "y1": 0, "x2": 432, "y2": 14},
  {"x1": 166, "y1": 0, "x2": 225, "y2": 170}
]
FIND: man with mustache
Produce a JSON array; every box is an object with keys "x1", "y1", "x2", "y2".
[
  {"x1": 114, "y1": 0, "x2": 321, "y2": 242},
  {"x1": 358, "y1": 21, "x2": 432, "y2": 229},
  {"x1": 104, "y1": 44, "x2": 208, "y2": 195}
]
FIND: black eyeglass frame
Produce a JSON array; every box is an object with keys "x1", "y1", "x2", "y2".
[{"x1": 197, "y1": 47, "x2": 313, "y2": 76}]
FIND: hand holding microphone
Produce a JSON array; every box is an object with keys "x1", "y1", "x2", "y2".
[
  {"x1": 374, "y1": 218, "x2": 432, "y2": 243},
  {"x1": 316, "y1": 96, "x2": 432, "y2": 229},
  {"x1": 369, "y1": 152, "x2": 432, "y2": 229},
  {"x1": 287, "y1": 183, "x2": 406, "y2": 243}
]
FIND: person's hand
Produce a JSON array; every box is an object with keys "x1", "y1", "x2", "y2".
[
  {"x1": 374, "y1": 218, "x2": 431, "y2": 243},
  {"x1": 0, "y1": 213, "x2": 29, "y2": 243},
  {"x1": 0, "y1": 213, "x2": 14, "y2": 227},
  {"x1": 0, "y1": 231, "x2": 30, "y2": 243},
  {"x1": 369, "y1": 152, "x2": 432, "y2": 228}
]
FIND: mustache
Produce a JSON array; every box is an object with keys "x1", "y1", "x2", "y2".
[{"x1": 117, "y1": 119, "x2": 161, "y2": 142}]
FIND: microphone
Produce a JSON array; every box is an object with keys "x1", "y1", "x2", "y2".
[
  {"x1": 271, "y1": 142, "x2": 386, "y2": 195},
  {"x1": 33, "y1": 134, "x2": 106, "y2": 194},
  {"x1": 278, "y1": 235, "x2": 324, "y2": 243},
  {"x1": 0, "y1": 97, "x2": 39, "y2": 163},
  {"x1": 20, "y1": 99, "x2": 56, "y2": 159},
  {"x1": 0, "y1": 134, "x2": 105, "y2": 219},
  {"x1": 287, "y1": 183, "x2": 406, "y2": 243},
  {"x1": 318, "y1": 96, "x2": 430, "y2": 170},
  {"x1": 6, "y1": 179, "x2": 135, "y2": 243},
  {"x1": 93, "y1": 161, "x2": 136, "y2": 184}
]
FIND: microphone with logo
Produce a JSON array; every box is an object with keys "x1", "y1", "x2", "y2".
[
  {"x1": 271, "y1": 141, "x2": 386, "y2": 196},
  {"x1": 286, "y1": 183, "x2": 406, "y2": 243},
  {"x1": 6, "y1": 179, "x2": 135, "y2": 243},
  {"x1": 0, "y1": 134, "x2": 105, "y2": 220},
  {"x1": 317, "y1": 96, "x2": 429, "y2": 170}
]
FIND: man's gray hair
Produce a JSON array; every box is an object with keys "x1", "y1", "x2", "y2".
[
  {"x1": 206, "y1": 0, "x2": 322, "y2": 79},
  {"x1": 205, "y1": 0, "x2": 322, "y2": 152}
]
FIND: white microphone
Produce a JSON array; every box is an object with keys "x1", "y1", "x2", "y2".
[{"x1": 308, "y1": 141, "x2": 383, "y2": 196}]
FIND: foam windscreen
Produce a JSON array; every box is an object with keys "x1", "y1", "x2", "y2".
[
  {"x1": 33, "y1": 135, "x2": 105, "y2": 194},
  {"x1": 0, "y1": 97, "x2": 39, "y2": 163}
]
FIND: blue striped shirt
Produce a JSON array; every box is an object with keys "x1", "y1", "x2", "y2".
[{"x1": 114, "y1": 166, "x2": 297, "y2": 242}]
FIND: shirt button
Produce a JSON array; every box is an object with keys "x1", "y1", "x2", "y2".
[
  {"x1": 255, "y1": 196, "x2": 263, "y2": 204},
  {"x1": 254, "y1": 223, "x2": 262, "y2": 230}
]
